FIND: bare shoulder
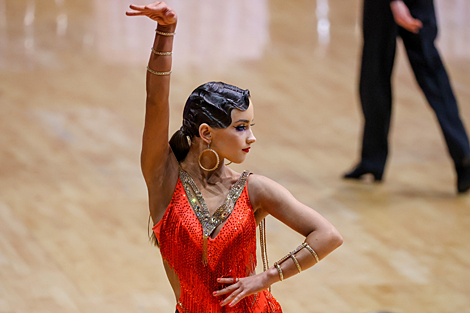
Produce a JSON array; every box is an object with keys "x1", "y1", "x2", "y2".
[
  {"x1": 246, "y1": 173, "x2": 276, "y2": 190},
  {"x1": 247, "y1": 174, "x2": 291, "y2": 211},
  {"x1": 247, "y1": 173, "x2": 287, "y2": 193}
]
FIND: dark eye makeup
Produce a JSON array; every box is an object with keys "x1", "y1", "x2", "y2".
[{"x1": 234, "y1": 123, "x2": 255, "y2": 131}]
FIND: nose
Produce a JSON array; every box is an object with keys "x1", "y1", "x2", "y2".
[{"x1": 247, "y1": 129, "x2": 256, "y2": 144}]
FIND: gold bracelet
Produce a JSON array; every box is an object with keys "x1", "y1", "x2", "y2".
[
  {"x1": 274, "y1": 263, "x2": 283, "y2": 281},
  {"x1": 290, "y1": 254, "x2": 302, "y2": 273},
  {"x1": 151, "y1": 48, "x2": 172, "y2": 56},
  {"x1": 155, "y1": 29, "x2": 176, "y2": 36},
  {"x1": 146, "y1": 67, "x2": 172, "y2": 76},
  {"x1": 304, "y1": 243, "x2": 320, "y2": 263}
]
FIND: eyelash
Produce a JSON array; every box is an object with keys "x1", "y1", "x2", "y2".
[{"x1": 235, "y1": 124, "x2": 255, "y2": 131}]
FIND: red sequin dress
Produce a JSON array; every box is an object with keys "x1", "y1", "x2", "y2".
[{"x1": 153, "y1": 170, "x2": 283, "y2": 313}]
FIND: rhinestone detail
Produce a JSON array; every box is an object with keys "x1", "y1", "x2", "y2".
[{"x1": 179, "y1": 169, "x2": 250, "y2": 238}]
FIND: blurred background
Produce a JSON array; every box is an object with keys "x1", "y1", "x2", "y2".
[{"x1": 0, "y1": 0, "x2": 469, "y2": 312}]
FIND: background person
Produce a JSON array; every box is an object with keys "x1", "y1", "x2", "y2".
[{"x1": 344, "y1": 0, "x2": 470, "y2": 193}]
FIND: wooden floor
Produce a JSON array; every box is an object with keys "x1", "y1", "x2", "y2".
[{"x1": 1, "y1": 0, "x2": 470, "y2": 312}]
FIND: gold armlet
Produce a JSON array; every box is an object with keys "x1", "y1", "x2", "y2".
[
  {"x1": 274, "y1": 242, "x2": 307, "y2": 278},
  {"x1": 304, "y1": 243, "x2": 320, "y2": 263},
  {"x1": 274, "y1": 263, "x2": 284, "y2": 281},
  {"x1": 290, "y1": 254, "x2": 302, "y2": 273},
  {"x1": 276, "y1": 242, "x2": 307, "y2": 266}
]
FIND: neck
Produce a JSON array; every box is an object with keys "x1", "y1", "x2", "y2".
[{"x1": 181, "y1": 146, "x2": 226, "y2": 184}]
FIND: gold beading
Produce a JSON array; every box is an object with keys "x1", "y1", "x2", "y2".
[
  {"x1": 290, "y1": 254, "x2": 302, "y2": 273},
  {"x1": 259, "y1": 218, "x2": 271, "y2": 292},
  {"x1": 274, "y1": 263, "x2": 284, "y2": 281},
  {"x1": 179, "y1": 168, "x2": 250, "y2": 265},
  {"x1": 146, "y1": 66, "x2": 172, "y2": 76},
  {"x1": 275, "y1": 242, "x2": 307, "y2": 265},
  {"x1": 304, "y1": 242, "x2": 320, "y2": 263},
  {"x1": 155, "y1": 29, "x2": 176, "y2": 36},
  {"x1": 151, "y1": 48, "x2": 172, "y2": 56},
  {"x1": 272, "y1": 242, "x2": 320, "y2": 281}
]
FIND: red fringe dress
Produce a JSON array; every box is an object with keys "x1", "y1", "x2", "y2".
[{"x1": 153, "y1": 169, "x2": 283, "y2": 313}]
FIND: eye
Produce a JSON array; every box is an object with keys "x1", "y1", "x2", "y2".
[{"x1": 235, "y1": 125, "x2": 247, "y2": 131}]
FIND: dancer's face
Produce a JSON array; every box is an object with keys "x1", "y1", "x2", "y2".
[{"x1": 210, "y1": 101, "x2": 256, "y2": 164}]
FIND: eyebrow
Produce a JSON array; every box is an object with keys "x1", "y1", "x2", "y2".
[{"x1": 234, "y1": 119, "x2": 251, "y2": 123}]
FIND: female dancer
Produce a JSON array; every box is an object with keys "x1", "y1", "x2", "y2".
[{"x1": 126, "y1": 2, "x2": 343, "y2": 312}]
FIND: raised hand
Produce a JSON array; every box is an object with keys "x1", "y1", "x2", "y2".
[
  {"x1": 390, "y1": 0, "x2": 422, "y2": 34},
  {"x1": 126, "y1": 1, "x2": 177, "y2": 25}
]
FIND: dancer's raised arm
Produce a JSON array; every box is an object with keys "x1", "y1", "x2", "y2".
[{"x1": 126, "y1": 2, "x2": 177, "y2": 183}]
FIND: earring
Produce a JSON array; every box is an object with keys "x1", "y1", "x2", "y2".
[{"x1": 198, "y1": 144, "x2": 220, "y2": 171}]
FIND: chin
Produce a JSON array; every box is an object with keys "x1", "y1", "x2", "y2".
[
  {"x1": 230, "y1": 160, "x2": 243, "y2": 165},
  {"x1": 229, "y1": 156, "x2": 246, "y2": 164}
]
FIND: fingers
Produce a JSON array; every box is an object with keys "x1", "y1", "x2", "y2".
[
  {"x1": 227, "y1": 292, "x2": 245, "y2": 307},
  {"x1": 410, "y1": 19, "x2": 423, "y2": 33},
  {"x1": 390, "y1": 0, "x2": 422, "y2": 34},
  {"x1": 214, "y1": 278, "x2": 239, "y2": 296},
  {"x1": 213, "y1": 277, "x2": 245, "y2": 307},
  {"x1": 220, "y1": 288, "x2": 242, "y2": 307},
  {"x1": 148, "y1": 2, "x2": 176, "y2": 21},
  {"x1": 401, "y1": 14, "x2": 422, "y2": 33},
  {"x1": 125, "y1": 11, "x2": 145, "y2": 16},
  {"x1": 165, "y1": 9, "x2": 176, "y2": 19},
  {"x1": 403, "y1": 18, "x2": 422, "y2": 33},
  {"x1": 415, "y1": 20, "x2": 423, "y2": 29},
  {"x1": 126, "y1": 2, "x2": 176, "y2": 24},
  {"x1": 126, "y1": 4, "x2": 146, "y2": 16},
  {"x1": 217, "y1": 277, "x2": 238, "y2": 284},
  {"x1": 394, "y1": 14, "x2": 422, "y2": 33},
  {"x1": 129, "y1": 4, "x2": 146, "y2": 11},
  {"x1": 213, "y1": 286, "x2": 237, "y2": 297}
]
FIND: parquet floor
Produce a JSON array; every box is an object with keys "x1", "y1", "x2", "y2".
[{"x1": 1, "y1": 0, "x2": 469, "y2": 312}]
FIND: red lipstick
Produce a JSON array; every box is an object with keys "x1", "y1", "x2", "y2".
[{"x1": 242, "y1": 148, "x2": 250, "y2": 153}]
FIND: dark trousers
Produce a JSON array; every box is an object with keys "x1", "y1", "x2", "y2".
[{"x1": 359, "y1": 0, "x2": 470, "y2": 172}]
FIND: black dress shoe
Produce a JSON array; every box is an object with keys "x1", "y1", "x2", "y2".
[
  {"x1": 343, "y1": 164, "x2": 383, "y2": 182},
  {"x1": 457, "y1": 163, "x2": 470, "y2": 194}
]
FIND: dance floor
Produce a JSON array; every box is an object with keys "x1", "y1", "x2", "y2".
[{"x1": 1, "y1": 0, "x2": 469, "y2": 312}]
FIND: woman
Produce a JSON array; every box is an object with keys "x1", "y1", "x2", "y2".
[{"x1": 126, "y1": 2, "x2": 343, "y2": 312}]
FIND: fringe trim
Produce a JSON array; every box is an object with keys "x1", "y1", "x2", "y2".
[
  {"x1": 202, "y1": 234, "x2": 208, "y2": 266},
  {"x1": 259, "y1": 218, "x2": 271, "y2": 293}
]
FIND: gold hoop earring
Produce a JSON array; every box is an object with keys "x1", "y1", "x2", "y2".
[{"x1": 198, "y1": 144, "x2": 220, "y2": 171}]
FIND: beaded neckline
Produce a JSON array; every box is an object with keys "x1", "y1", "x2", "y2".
[{"x1": 179, "y1": 169, "x2": 250, "y2": 265}]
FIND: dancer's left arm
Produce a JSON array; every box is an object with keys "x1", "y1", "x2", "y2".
[{"x1": 214, "y1": 174, "x2": 343, "y2": 307}]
